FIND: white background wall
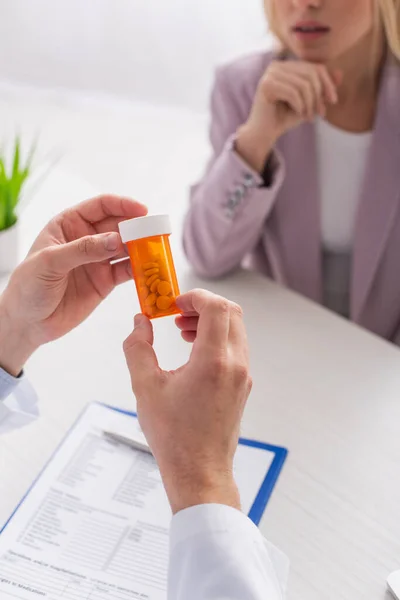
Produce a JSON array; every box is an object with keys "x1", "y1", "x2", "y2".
[{"x1": 0, "y1": 0, "x2": 272, "y2": 112}]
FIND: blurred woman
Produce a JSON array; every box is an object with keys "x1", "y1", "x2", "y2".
[{"x1": 183, "y1": 0, "x2": 400, "y2": 343}]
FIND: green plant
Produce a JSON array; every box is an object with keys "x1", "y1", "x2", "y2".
[{"x1": 0, "y1": 138, "x2": 35, "y2": 232}]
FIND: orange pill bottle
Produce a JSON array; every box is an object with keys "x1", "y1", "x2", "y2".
[{"x1": 119, "y1": 215, "x2": 181, "y2": 319}]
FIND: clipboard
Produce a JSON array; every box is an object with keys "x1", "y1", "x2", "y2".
[
  {"x1": 1, "y1": 402, "x2": 288, "y2": 537},
  {"x1": 0, "y1": 402, "x2": 288, "y2": 600},
  {"x1": 107, "y1": 403, "x2": 288, "y2": 526}
]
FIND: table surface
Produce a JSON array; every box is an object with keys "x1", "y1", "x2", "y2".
[{"x1": 0, "y1": 99, "x2": 399, "y2": 599}]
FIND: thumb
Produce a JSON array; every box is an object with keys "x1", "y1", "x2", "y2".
[
  {"x1": 123, "y1": 314, "x2": 160, "y2": 395},
  {"x1": 46, "y1": 232, "x2": 123, "y2": 274}
]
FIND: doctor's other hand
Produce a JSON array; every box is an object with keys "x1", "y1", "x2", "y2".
[
  {"x1": 0, "y1": 195, "x2": 147, "y2": 376},
  {"x1": 123, "y1": 289, "x2": 252, "y2": 514}
]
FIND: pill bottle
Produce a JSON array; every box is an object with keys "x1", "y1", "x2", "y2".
[{"x1": 119, "y1": 215, "x2": 181, "y2": 319}]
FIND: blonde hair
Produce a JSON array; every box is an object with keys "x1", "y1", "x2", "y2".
[
  {"x1": 263, "y1": 0, "x2": 400, "y2": 61},
  {"x1": 380, "y1": 0, "x2": 400, "y2": 59}
]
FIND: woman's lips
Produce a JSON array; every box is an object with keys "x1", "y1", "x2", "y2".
[{"x1": 292, "y1": 21, "x2": 330, "y2": 41}]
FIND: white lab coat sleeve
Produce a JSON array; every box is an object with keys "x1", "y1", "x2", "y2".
[
  {"x1": 169, "y1": 504, "x2": 289, "y2": 599},
  {"x1": 0, "y1": 367, "x2": 39, "y2": 434}
]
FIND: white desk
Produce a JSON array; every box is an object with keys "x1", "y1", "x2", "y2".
[
  {"x1": 1, "y1": 258, "x2": 400, "y2": 599},
  {"x1": 0, "y1": 94, "x2": 399, "y2": 598}
]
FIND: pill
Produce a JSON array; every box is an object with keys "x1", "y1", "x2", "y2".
[
  {"x1": 144, "y1": 267, "x2": 159, "y2": 277},
  {"x1": 156, "y1": 295, "x2": 172, "y2": 310},
  {"x1": 140, "y1": 286, "x2": 149, "y2": 300},
  {"x1": 150, "y1": 278, "x2": 161, "y2": 293},
  {"x1": 157, "y1": 281, "x2": 172, "y2": 296},
  {"x1": 145, "y1": 293, "x2": 157, "y2": 306},
  {"x1": 146, "y1": 273, "x2": 159, "y2": 287},
  {"x1": 143, "y1": 262, "x2": 159, "y2": 270}
]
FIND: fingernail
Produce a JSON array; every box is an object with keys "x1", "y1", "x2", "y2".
[
  {"x1": 134, "y1": 314, "x2": 145, "y2": 328},
  {"x1": 104, "y1": 233, "x2": 119, "y2": 251}
]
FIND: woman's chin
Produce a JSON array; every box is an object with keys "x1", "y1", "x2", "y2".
[{"x1": 287, "y1": 40, "x2": 333, "y2": 64}]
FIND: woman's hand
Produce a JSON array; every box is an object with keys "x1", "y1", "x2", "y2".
[
  {"x1": 0, "y1": 195, "x2": 147, "y2": 375},
  {"x1": 236, "y1": 60, "x2": 342, "y2": 173}
]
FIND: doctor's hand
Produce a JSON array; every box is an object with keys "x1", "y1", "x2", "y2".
[
  {"x1": 123, "y1": 289, "x2": 252, "y2": 514},
  {"x1": 0, "y1": 195, "x2": 147, "y2": 376}
]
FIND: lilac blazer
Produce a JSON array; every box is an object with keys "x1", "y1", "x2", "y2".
[{"x1": 183, "y1": 51, "x2": 400, "y2": 342}]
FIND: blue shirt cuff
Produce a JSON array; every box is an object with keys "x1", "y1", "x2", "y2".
[{"x1": 0, "y1": 365, "x2": 23, "y2": 402}]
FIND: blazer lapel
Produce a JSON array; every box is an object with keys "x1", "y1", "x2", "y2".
[
  {"x1": 351, "y1": 55, "x2": 400, "y2": 320},
  {"x1": 277, "y1": 122, "x2": 322, "y2": 303}
]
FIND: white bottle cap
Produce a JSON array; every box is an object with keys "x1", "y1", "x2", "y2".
[{"x1": 118, "y1": 214, "x2": 172, "y2": 243}]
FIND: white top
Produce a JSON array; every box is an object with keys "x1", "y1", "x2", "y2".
[
  {"x1": 316, "y1": 118, "x2": 373, "y2": 316},
  {"x1": 0, "y1": 374, "x2": 289, "y2": 599}
]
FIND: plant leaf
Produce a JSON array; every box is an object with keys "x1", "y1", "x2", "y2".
[
  {"x1": 0, "y1": 137, "x2": 34, "y2": 229},
  {"x1": 12, "y1": 137, "x2": 21, "y2": 180},
  {"x1": 0, "y1": 159, "x2": 6, "y2": 230},
  {"x1": 4, "y1": 189, "x2": 14, "y2": 230}
]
